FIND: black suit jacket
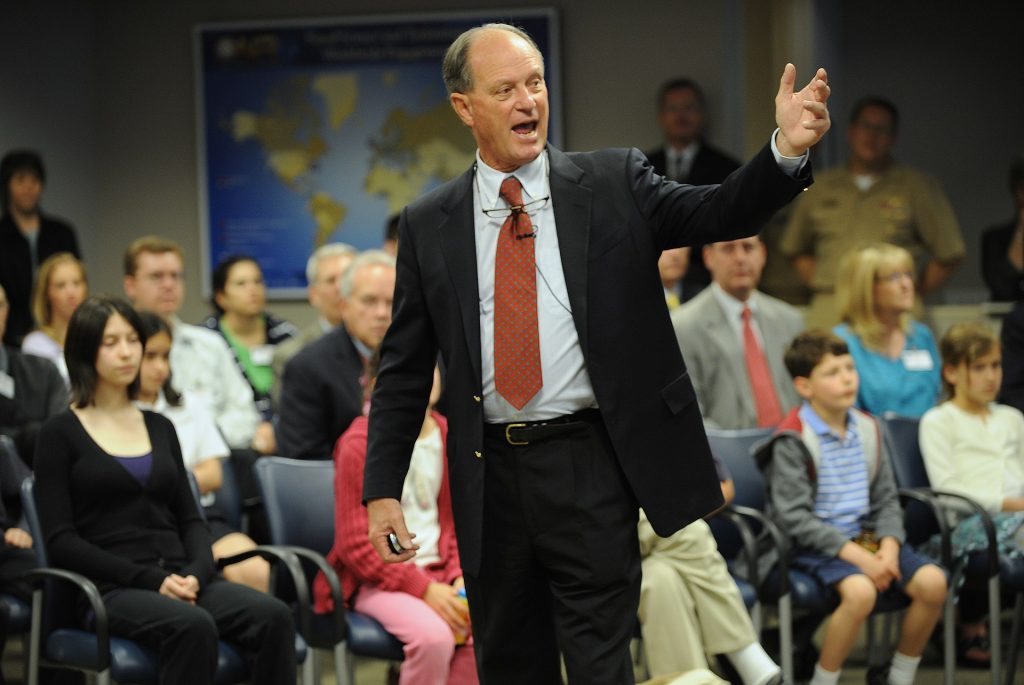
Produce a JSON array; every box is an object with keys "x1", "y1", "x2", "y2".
[
  {"x1": 276, "y1": 326, "x2": 365, "y2": 461},
  {"x1": 1000, "y1": 301, "x2": 1024, "y2": 414},
  {"x1": 364, "y1": 143, "x2": 810, "y2": 574},
  {"x1": 0, "y1": 212, "x2": 80, "y2": 346},
  {"x1": 644, "y1": 141, "x2": 742, "y2": 298}
]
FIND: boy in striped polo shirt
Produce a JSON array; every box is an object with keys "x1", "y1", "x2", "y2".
[{"x1": 756, "y1": 331, "x2": 947, "y2": 685}]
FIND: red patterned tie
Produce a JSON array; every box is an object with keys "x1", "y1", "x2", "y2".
[
  {"x1": 742, "y1": 306, "x2": 783, "y2": 427},
  {"x1": 493, "y1": 176, "x2": 542, "y2": 410}
]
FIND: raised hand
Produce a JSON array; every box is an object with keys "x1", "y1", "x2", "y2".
[{"x1": 775, "y1": 64, "x2": 831, "y2": 157}]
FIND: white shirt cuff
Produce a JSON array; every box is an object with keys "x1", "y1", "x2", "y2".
[{"x1": 770, "y1": 128, "x2": 809, "y2": 177}]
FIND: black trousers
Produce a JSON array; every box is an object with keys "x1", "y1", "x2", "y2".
[
  {"x1": 103, "y1": 577, "x2": 295, "y2": 685},
  {"x1": 463, "y1": 416, "x2": 641, "y2": 684}
]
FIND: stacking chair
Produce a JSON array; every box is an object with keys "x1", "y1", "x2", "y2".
[
  {"x1": 705, "y1": 427, "x2": 813, "y2": 683},
  {"x1": 254, "y1": 456, "x2": 404, "y2": 685},
  {"x1": 881, "y1": 413, "x2": 1024, "y2": 685},
  {"x1": 0, "y1": 436, "x2": 33, "y2": 674},
  {"x1": 20, "y1": 476, "x2": 309, "y2": 685}
]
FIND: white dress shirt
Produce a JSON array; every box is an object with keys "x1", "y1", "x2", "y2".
[{"x1": 473, "y1": 132, "x2": 805, "y2": 423}]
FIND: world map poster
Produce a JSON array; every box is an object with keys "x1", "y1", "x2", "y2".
[{"x1": 195, "y1": 10, "x2": 560, "y2": 298}]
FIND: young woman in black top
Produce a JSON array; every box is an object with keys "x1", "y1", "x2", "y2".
[{"x1": 34, "y1": 296, "x2": 295, "y2": 685}]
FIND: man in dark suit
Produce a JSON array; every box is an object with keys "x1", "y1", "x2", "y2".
[
  {"x1": 276, "y1": 250, "x2": 394, "y2": 461},
  {"x1": 363, "y1": 23, "x2": 830, "y2": 684},
  {"x1": 645, "y1": 79, "x2": 742, "y2": 302}
]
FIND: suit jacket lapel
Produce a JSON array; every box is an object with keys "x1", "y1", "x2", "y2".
[
  {"x1": 547, "y1": 147, "x2": 591, "y2": 355},
  {"x1": 436, "y1": 167, "x2": 483, "y2": 384}
]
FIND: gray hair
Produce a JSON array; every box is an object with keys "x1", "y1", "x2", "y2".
[
  {"x1": 442, "y1": 23, "x2": 543, "y2": 95},
  {"x1": 339, "y1": 249, "x2": 396, "y2": 298},
  {"x1": 306, "y1": 242, "x2": 358, "y2": 284}
]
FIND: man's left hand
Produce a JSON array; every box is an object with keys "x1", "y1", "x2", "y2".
[{"x1": 775, "y1": 64, "x2": 831, "y2": 156}]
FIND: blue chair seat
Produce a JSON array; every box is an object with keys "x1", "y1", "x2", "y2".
[
  {"x1": 343, "y1": 611, "x2": 405, "y2": 660},
  {"x1": 44, "y1": 629, "x2": 307, "y2": 685},
  {"x1": 0, "y1": 594, "x2": 31, "y2": 632},
  {"x1": 759, "y1": 567, "x2": 833, "y2": 614}
]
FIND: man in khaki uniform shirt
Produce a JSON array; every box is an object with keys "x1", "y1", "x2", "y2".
[{"x1": 781, "y1": 97, "x2": 964, "y2": 328}]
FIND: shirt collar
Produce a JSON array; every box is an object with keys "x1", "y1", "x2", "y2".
[
  {"x1": 799, "y1": 402, "x2": 857, "y2": 441},
  {"x1": 711, "y1": 282, "x2": 758, "y2": 321},
  {"x1": 665, "y1": 141, "x2": 701, "y2": 163},
  {"x1": 474, "y1": 149, "x2": 549, "y2": 209}
]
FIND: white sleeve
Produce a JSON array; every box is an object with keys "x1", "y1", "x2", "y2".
[
  {"x1": 208, "y1": 336, "x2": 260, "y2": 449},
  {"x1": 919, "y1": 407, "x2": 1002, "y2": 512}
]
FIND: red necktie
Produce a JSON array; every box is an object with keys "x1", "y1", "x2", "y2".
[
  {"x1": 742, "y1": 306, "x2": 783, "y2": 427},
  {"x1": 493, "y1": 177, "x2": 542, "y2": 410}
]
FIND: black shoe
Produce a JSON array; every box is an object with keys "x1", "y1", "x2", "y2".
[
  {"x1": 865, "y1": 663, "x2": 889, "y2": 685},
  {"x1": 956, "y1": 632, "x2": 992, "y2": 668}
]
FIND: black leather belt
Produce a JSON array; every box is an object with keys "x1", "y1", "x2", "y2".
[{"x1": 484, "y1": 408, "x2": 602, "y2": 446}]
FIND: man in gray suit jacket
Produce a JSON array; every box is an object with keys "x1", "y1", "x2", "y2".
[{"x1": 672, "y1": 235, "x2": 804, "y2": 429}]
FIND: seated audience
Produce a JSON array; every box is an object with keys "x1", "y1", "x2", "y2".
[
  {"x1": 919, "y1": 322, "x2": 1024, "y2": 666},
  {"x1": 200, "y1": 255, "x2": 297, "y2": 427},
  {"x1": 314, "y1": 356, "x2": 477, "y2": 684},
  {"x1": 278, "y1": 250, "x2": 395, "y2": 461},
  {"x1": 1001, "y1": 300, "x2": 1024, "y2": 413},
  {"x1": 673, "y1": 236, "x2": 803, "y2": 429},
  {"x1": 122, "y1": 236, "x2": 262, "y2": 452},
  {"x1": 834, "y1": 243, "x2": 940, "y2": 418},
  {"x1": 0, "y1": 283, "x2": 67, "y2": 465},
  {"x1": 0, "y1": 150, "x2": 80, "y2": 346},
  {"x1": 136, "y1": 312, "x2": 269, "y2": 592},
  {"x1": 22, "y1": 251, "x2": 88, "y2": 382},
  {"x1": 34, "y1": 296, "x2": 295, "y2": 685},
  {"x1": 980, "y1": 158, "x2": 1024, "y2": 302},
  {"x1": 639, "y1": 454, "x2": 780, "y2": 684},
  {"x1": 756, "y1": 331, "x2": 947, "y2": 685},
  {"x1": 271, "y1": 243, "x2": 357, "y2": 404}
]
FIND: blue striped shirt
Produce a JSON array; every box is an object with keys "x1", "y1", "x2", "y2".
[{"x1": 800, "y1": 403, "x2": 870, "y2": 539}]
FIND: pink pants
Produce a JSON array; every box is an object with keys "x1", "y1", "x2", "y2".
[{"x1": 354, "y1": 584, "x2": 479, "y2": 685}]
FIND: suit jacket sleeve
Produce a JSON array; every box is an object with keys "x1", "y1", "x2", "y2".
[
  {"x1": 628, "y1": 143, "x2": 811, "y2": 251},
  {"x1": 364, "y1": 206, "x2": 440, "y2": 502}
]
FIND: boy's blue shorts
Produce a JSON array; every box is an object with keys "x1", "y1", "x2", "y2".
[{"x1": 791, "y1": 543, "x2": 945, "y2": 592}]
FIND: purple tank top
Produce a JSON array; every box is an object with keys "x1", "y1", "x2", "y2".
[{"x1": 114, "y1": 452, "x2": 153, "y2": 486}]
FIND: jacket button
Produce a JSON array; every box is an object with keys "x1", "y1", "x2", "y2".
[
  {"x1": 473, "y1": 395, "x2": 481, "y2": 403},
  {"x1": 474, "y1": 451, "x2": 483, "y2": 459}
]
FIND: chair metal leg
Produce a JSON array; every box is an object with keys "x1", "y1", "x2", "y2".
[
  {"x1": 333, "y1": 642, "x2": 351, "y2": 685},
  {"x1": 28, "y1": 588, "x2": 42, "y2": 685},
  {"x1": 778, "y1": 594, "x2": 793, "y2": 685},
  {"x1": 750, "y1": 602, "x2": 762, "y2": 636},
  {"x1": 866, "y1": 614, "x2": 877, "y2": 664},
  {"x1": 943, "y1": 590, "x2": 956, "y2": 685},
  {"x1": 301, "y1": 646, "x2": 315, "y2": 685},
  {"x1": 1004, "y1": 593, "x2": 1023, "y2": 685},
  {"x1": 990, "y1": 575, "x2": 1002, "y2": 685}
]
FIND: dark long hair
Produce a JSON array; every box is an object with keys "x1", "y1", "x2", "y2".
[
  {"x1": 65, "y1": 297, "x2": 146, "y2": 407},
  {"x1": 210, "y1": 254, "x2": 259, "y2": 314},
  {"x1": 136, "y1": 310, "x2": 182, "y2": 407}
]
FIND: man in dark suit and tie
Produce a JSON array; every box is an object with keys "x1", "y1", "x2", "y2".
[
  {"x1": 363, "y1": 23, "x2": 831, "y2": 684},
  {"x1": 276, "y1": 250, "x2": 394, "y2": 461},
  {"x1": 645, "y1": 78, "x2": 742, "y2": 302}
]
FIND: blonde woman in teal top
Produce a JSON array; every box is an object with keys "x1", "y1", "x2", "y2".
[{"x1": 833, "y1": 243, "x2": 940, "y2": 418}]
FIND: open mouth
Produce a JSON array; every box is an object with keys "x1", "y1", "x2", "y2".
[{"x1": 512, "y1": 121, "x2": 538, "y2": 137}]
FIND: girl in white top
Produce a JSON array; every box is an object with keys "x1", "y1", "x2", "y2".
[
  {"x1": 135, "y1": 311, "x2": 270, "y2": 593},
  {"x1": 21, "y1": 252, "x2": 87, "y2": 383},
  {"x1": 919, "y1": 321, "x2": 1024, "y2": 665}
]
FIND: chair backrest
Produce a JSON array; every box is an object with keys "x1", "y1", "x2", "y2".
[
  {"x1": 705, "y1": 427, "x2": 774, "y2": 512},
  {"x1": 878, "y1": 413, "x2": 930, "y2": 490},
  {"x1": 215, "y1": 457, "x2": 243, "y2": 530},
  {"x1": 254, "y1": 457, "x2": 335, "y2": 555}
]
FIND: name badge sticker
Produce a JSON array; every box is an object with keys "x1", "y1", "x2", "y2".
[
  {"x1": 250, "y1": 345, "x2": 275, "y2": 366},
  {"x1": 901, "y1": 349, "x2": 934, "y2": 371}
]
